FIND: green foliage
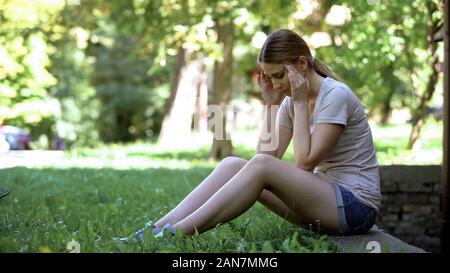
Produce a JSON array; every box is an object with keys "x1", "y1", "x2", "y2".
[
  {"x1": 47, "y1": 21, "x2": 100, "y2": 147},
  {"x1": 0, "y1": 0, "x2": 64, "y2": 144},
  {"x1": 0, "y1": 0, "x2": 443, "y2": 148},
  {"x1": 89, "y1": 36, "x2": 153, "y2": 142},
  {"x1": 318, "y1": 0, "x2": 442, "y2": 121}
]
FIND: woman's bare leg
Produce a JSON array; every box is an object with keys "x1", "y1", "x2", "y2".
[
  {"x1": 173, "y1": 154, "x2": 340, "y2": 235},
  {"x1": 154, "y1": 156, "x2": 305, "y2": 230},
  {"x1": 258, "y1": 189, "x2": 307, "y2": 227},
  {"x1": 154, "y1": 156, "x2": 248, "y2": 229}
]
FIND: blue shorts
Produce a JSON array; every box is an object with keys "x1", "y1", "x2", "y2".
[{"x1": 331, "y1": 183, "x2": 377, "y2": 235}]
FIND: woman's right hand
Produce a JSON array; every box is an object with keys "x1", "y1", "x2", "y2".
[{"x1": 258, "y1": 68, "x2": 285, "y2": 106}]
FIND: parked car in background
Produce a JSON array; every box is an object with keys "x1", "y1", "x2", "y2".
[{"x1": 0, "y1": 125, "x2": 32, "y2": 150}]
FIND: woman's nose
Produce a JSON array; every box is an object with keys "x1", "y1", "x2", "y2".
[{"x1": 272, "y1": 80, "x2": 282, "y2": 90}]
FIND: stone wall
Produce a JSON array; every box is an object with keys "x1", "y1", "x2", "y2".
[{"x1": 377, "y1": 165, "x2": 442, "y2": 253}]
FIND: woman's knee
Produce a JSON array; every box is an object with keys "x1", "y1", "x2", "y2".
[
  {"x1": 220, "y1": 156, "x2": 248, "y2": 171},
  {"x1": 248, "y1": 153, "x2": 276, "y2": 172}
]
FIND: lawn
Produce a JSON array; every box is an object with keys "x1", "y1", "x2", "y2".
[
  {"x1": 0, "y1": 167, "x2": 335, "y2": 253},
  {"x1": 0, "y1": 145, "x2": 337, "y2": 253},
  {"x1": 0, "y1": 120, "x2": 442, "y2": 253}
]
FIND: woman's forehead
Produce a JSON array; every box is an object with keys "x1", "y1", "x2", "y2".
[{"x1": 260, "y1": 63, "x2": 284, "y2": 75}]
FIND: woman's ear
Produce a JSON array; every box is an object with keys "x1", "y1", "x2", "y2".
[{"x1": 296, "y1": 56, "x2": 308, "y2": 73}]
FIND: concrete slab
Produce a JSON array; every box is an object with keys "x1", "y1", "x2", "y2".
[{"x1": 330, "y1": 225, "x2": 427, "y2": 253}]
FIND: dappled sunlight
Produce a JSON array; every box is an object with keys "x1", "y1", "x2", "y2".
[
  {"x1": 2, "y1": 120, "x2": 440, "y2": 170},
  {"x1": 371, "y1": 121, "x2": 443, "y2": 165},
  {"x1": 0, "y1": 117, "x2": 442, "y2": 172}
]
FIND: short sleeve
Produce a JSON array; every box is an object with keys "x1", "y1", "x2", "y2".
[
  {"x1": 276, "y1": 97, "x2": 293, "y2": 128},
  {"x1": 316, "y1": 87, "x2": 352, "y2": 126}
]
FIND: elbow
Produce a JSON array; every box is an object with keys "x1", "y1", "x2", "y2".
[
  {"x1": 295, "y1": 162, "x2": 314, "y2": 172},
  {"x1": 295, "y1": 158, "x2": 316, "y2": 172}
]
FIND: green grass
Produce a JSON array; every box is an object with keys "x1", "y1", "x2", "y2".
[
  {"x1": 0, "y1": 120, "x2": 442, "y2": 253},
  {"x1": 0, "y1": 167, "x2": 336, "y2": 253}
]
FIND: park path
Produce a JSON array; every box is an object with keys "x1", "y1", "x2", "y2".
[
  {"x1": 0, "y1": 150, "x2": 184, "y2": 169},
  {"x1": 0, "y1": 151, "x2": 66, "y2": 169}
]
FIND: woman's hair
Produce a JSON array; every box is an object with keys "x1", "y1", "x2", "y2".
[{"x1": 257, "y1": 29, "x2": 339, "y2": 80}]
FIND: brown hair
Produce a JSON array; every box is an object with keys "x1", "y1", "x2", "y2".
[{"x1": 257, "y1": 29, "x2": 339, "y2": 80}]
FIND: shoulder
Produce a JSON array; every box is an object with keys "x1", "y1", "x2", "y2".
[
  {"x1": 322, "y1": 78, "x2": 353, "y2": 99},
  {"x1": 276, "y1": 96, "x2": 295, "y2": 128},
  {"x1": 320, "y1": 78, "x2": 360, "y2": 108},
  {"x1": 279, "y1": 96, "x2": 293, "y2": 112},
  {"x1": 280, "y1": 95, "x2": 291, "y2": 106}
]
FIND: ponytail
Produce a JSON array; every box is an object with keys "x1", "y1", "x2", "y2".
[{"x1": 312, "y1": 58, "x2": 340, "y2": 81}]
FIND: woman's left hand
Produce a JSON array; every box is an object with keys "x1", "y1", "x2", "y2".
[{"x1": 285, "y1": 64, "x2": 310, "y2": 103}]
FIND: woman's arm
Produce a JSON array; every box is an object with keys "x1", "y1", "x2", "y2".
[
  {"x1": 256, "y1": 105, "x2": 293, "y2": 159},
  {"x1": 292, "y1": 103, "x2": 343, "y2": 171},
  {"x1": 284, "y1": 63, "x2": 344, "y2": 171}
]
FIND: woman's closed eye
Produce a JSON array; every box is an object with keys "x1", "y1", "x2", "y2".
[
  {"x1": 273, "y1": 72, "x2": 284, "y2": 79},
  {"x1": 272, "y1": 67, "x2": 285, "y2": 79}
]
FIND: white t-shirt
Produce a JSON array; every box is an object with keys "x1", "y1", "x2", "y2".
[{"x1": 276, "y1": 77, "x2": 381, "y2": 211}]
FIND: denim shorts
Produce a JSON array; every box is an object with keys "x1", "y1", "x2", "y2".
[{"x1": 331, "y1": 183, "x2": 377, "y2": 235}]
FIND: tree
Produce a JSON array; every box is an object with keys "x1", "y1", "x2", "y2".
[
  {"x1": 0, "y1": 0, "x2": 65, "y2": 146},
  {"x1": 206, "y1": 0, "x2": 297, "y2": 160},
  {"x1": 156, "y1": 1, "x2": 211, "y2": 148},
  {"x1": 318, "y1": 0, "x2": 443, "y2": 149},
  {"x1": 158, "y1": 49, "x2": 208, "y2": 148},
  {"x1": 406, "y1": 0, "x2": 442, "y2": 149},
  {"x1": 68, "y1": 0, "x2": 175, "y2": 143},
  {"x1": 208, "y1": 16, "x2": 235, "y2": 160}
]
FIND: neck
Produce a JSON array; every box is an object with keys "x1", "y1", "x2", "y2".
[{"x1": 307, "y1": 70, "x2": 326, "y2": 101}]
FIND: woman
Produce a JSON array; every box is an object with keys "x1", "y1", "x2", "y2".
[{"x1": 122, "y1": 29, "x2": 381, "y2": 241}]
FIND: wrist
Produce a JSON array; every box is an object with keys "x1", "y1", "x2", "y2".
[
  {"x1": 265, "y1": 101, "x2": 281, "y2": 107},
  {"x1": 293, "y1": 101, "x2": 308, "y2": 115},
  {"x1": 292, "y1": 100, "x2": 308, "y2": 108},
  {"x1": 292, "y1": 93, "x2": 308, "y2": 102}
]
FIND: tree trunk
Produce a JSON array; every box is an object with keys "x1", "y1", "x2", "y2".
[
  {"x1": 380, "y1": 90, "x2": 394, "y2": 125},
  {"x1": 160, "y1": 48, "x2": 186, "y2": 125},
  {"x1": 407, "y1": 56, "x2": 440, "y2": 149},
  {"x1": 440, "y1": 0, "x2": 449, "y2": 254},
  {"x1": 194, "y1": 68, "x2": 208, "y2": 133},
  {"x1": 380, "y1": 65, "x2": 396, "y2": 125},
  {"x1": 157, "y1": 49, "x2": 205, "y2": 148},
  {"x1": 208, "y1": 19, "x2": 234, "y2": 160},
  {"x1": 407, "y1": 2, "x2": 440, "y2": 149}
]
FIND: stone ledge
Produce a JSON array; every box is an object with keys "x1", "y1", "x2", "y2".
[{"x1": 330, "y1": 225, "x2": 427, "y2": 253}]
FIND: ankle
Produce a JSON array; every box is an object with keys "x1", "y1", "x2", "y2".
[{"x1": 155, "y1": 219, "x2": 176, "y2": 230}]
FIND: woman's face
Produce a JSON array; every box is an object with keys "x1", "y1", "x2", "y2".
[{"x1": 260, "y1": 62, "x2": 292, "y2": 97}]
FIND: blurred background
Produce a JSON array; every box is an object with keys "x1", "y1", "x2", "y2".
[{"x1": 0, "y1": 0, "x2": 445, "y2": 162}]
